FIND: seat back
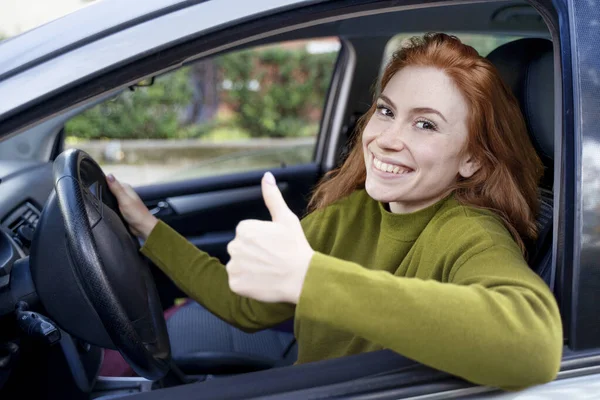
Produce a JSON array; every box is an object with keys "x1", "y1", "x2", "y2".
[{"x1": 486, "y1": 38, "x2": 555, "y2": 288}]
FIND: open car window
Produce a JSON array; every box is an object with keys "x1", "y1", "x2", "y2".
[{"x1": 63, "y1": 38, "x2": 341, "y2": 187}]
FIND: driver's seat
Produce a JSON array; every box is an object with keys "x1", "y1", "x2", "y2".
[
  {"x1": 166, "y1": 300, "x2": 297, "y2": 375},
  {"x1": 485, "y1": 37, "x2": 555, "y2": 288}
]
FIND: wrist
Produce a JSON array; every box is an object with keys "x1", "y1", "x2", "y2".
[
  {"x1": 140, "y1": 216, "x2": 159, "y2": 240},
  {"x1": 288, "y1": 249, "x2": 315, "y2": 304}
]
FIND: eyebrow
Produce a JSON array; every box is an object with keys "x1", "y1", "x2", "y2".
[{"x1": 378, "y1": 94, "x2": 448, "y2": 123}]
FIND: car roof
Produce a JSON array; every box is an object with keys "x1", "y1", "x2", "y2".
[
  {"x1": 0, "y1": 0, "x2": 187, "y2": 81},
  {"x1": 0, "y1": 0, "x2": 549, "y2": 83}
]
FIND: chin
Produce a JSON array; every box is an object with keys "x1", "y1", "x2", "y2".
[{"x1": 364, "y1": 180, "x2": 404, "y2": 203}]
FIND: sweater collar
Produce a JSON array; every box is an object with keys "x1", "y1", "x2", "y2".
[{"x1": 378, "y1": 194, "x2": 455, "y2": 241}]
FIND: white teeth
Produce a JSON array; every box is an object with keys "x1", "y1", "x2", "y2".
[{"x1": 372, "y1": 154, "x2": 412, "y2": 175}]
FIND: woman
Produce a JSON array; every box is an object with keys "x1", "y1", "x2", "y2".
[{"x1": 106, "y1": 33, "x2": 562, "y2": 390}]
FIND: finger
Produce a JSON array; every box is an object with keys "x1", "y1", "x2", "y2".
[
  {"x1": 225, "y1": 260, "x2": 235, "y2": 275},
  {"x1": 261, "y1": 172, "x2": 294, "y2": 223},
  {"x1": 236, "y1": 219, "x2": 271, "y2": 237},
  {"x1": 236, "y1": 219, "x2": 255, "y2": 236},
  {"x1": 122, "y1": 183, "x2": 140, "y2": 200},
  {"x1": 225, "y1": 261, "x2": 244, "y2": 287},
  {"x1": 106, "y1": 174, "x2": 128, "y2": 200},
  {"x1": 225, "y1": 261, "x2": 239, "y2": 290},
  {"x1": 226, "y1": 240, "x2": 238, "y2": 257}
]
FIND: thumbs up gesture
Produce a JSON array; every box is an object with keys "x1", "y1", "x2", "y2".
[{"x1": 226, "y1": 172, "x2": 315, "y2": 304}]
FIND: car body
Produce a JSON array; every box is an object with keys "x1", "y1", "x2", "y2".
[{"x1": 0, "y1": 0, "x2": 599, "y2": 399}]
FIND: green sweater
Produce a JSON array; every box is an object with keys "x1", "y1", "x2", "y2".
[{"x1": 140, "y1": 189, "x2": 562, "y2": 390}]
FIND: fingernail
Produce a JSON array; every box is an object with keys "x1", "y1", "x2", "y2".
[
  {"x1": 107, "y1": 174, "x2": 115, "y2": 183},
  {"x1": 264, "y1": 172, "x2": 276, "y2": 185}
]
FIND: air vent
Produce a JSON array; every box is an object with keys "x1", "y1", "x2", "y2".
[{"x1": 2, "y1": 202, "x2": 40, "y2": 250}]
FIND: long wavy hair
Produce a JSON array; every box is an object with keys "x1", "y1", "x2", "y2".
[{"x1": 308, "y1": 33, "x2": 544, "y2": 255}]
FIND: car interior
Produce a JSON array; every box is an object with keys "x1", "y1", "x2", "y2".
[{"x1": 0, "y1": 0, "x2": 561, "y2": 399}]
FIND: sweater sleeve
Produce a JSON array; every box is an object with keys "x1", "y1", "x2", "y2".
[
  {"x1": 296, "y1": 247, "x2": 563, "y2": 390},
  {"x1": 140, "y1": 220, "x2": 294, "y2": 332}
]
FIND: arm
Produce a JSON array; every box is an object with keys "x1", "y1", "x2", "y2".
[
  {"x1": 140, "y1": 220, "x2": 294, "y2": 332},
  {"x1": 138, "y1": 180, "x2": 330, "y2": 331},
  {"x1": 106, "y1": 172, "x2": 299, "y2": 332},
  {"x1": 296, "y1": 247, "x2": 563, "y2": 390}
]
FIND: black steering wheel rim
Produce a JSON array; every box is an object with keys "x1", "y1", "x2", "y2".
[{"x1": 52, "y1": 148, "x2": 170, "y2": 380}]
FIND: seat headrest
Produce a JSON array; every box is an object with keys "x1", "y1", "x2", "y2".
[{"x1": 486, "y1": 38, "x2": 554, "y2": 162}]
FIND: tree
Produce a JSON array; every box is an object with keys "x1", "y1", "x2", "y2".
[
  {"x1": 65, "y1": 43, "x2": 339, "y2": 140},
  {"x1": 65, "y1": 68, "x2": 193, "y2": 140},
  {"x1": 218, "y1": 46, "x2": 337, "y2": 138},
  {"x1": 184, "y1": 59, "x2": 220, "y2": 125}
]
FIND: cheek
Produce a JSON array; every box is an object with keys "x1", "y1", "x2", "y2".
[
  {"x1": 417, "y1": 141, "x2": 461, "y2": 171},
  {"x1": 413, "y1": 143, "x2": 441, "y2": 167},
  {"x1": 361, "y1": 119, "x2": 379, "y2": 147}
]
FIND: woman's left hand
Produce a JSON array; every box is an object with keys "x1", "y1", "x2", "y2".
[{"x1": 226, "y1": 172, "x2": 315, "y2": 304}]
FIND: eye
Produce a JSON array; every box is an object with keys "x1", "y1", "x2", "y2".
[
  {"x1": 415, "y1": 119, "x2": 438, "y2": 131},
  {"x1": 376, "y1": 104, "x2": 394, "y2": 118}
]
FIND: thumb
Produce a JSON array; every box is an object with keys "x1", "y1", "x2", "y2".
[{"x1": 262, "y1": 172, "x2": 294, "y2": 223}]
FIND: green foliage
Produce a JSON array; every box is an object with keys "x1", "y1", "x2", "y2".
[
  {"x1": 218, "y1": 46, "x2": 337, "y2": 138},
  {"x1": 65, "y1": 68, "x2": 193, "y2": 139},
  {"x1": 65, "y1": 43, "x2": 338, "y2": 140}
]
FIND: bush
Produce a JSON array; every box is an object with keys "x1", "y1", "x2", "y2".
[
  {"x1": 65, "y1": 42, "x2": 338, "y2": 140},
  {"x1": 65, "y1": 68, "x2": 193, "y2": 140},
  {"x1": 217, "y1": 46, "x2": 337, "y2": 138}
]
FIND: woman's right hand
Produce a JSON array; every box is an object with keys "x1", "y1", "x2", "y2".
[{"x1": 106, "y1": 174, "x2": 158, "y2": 240}]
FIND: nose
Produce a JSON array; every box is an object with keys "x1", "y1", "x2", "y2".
[{"x1": 375, "y1": 124, "x2": 406, "y2": 151}]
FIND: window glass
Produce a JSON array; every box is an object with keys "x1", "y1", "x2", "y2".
[{"x1": 64, "y1": 38, "x2": 341, "y2": 186}]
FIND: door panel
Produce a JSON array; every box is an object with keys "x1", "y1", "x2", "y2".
[{"x1": 136, "y1": 163, "x2": 320, "y2": 263}]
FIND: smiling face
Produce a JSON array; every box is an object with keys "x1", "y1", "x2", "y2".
[{"x1": 362, "y1": 66, "x2": 480, "y2": 214}]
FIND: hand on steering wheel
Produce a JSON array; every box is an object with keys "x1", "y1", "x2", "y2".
[{"x1": 105, "y1": 174, "x2": 158, "y2": 240}]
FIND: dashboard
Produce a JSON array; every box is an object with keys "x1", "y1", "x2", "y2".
[
  {"x1": 2, "y1": 201, "x2": 40, "y2": 255},
  {"x1": 0, "y1": 161, "x2": 53, "y2": 290},
  {"x1": 0, "y1": 161, "x2": 53, "y2": 243},
  {"x1": 0, "y1": 161, "x2": 104, "y2": 394}
]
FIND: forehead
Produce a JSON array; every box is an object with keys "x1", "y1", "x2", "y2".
[{"x1": 381, "y1": 66, "x2": 468, "y2": 121}]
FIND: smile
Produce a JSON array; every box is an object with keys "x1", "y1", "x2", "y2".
[{"x1": 371, "y1": 153, "x2": 414, "y2": 175}]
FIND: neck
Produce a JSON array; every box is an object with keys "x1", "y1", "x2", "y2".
[
  {"x1": 388, "y1": 195, "x2": 446, "y2": 214},
  {"x1": 387, "y1": 186, "x2": 457, "y2": 214}
]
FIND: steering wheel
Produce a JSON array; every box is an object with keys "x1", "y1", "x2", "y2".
[{"x1": 30, "y1": 149, "x2": 170, "y2": 380}]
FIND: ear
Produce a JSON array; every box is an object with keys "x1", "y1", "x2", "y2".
[{"x1": 458, "y1": 154, "x2": 481, "y2": 178}]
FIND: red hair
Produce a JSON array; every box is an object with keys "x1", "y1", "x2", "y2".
[{"x1": 308, "y1": 33, "x2": 544, "y2": 254}]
